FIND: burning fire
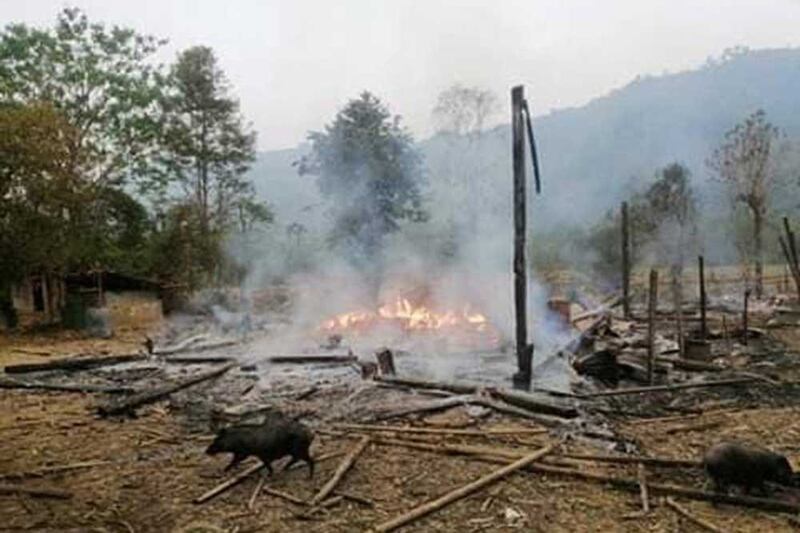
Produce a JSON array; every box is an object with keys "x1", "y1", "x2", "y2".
[{"x1": 320, "y1": 296, "x2": 490, "y2": 334}]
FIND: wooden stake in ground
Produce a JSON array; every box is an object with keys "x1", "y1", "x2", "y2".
[
  {"x1": 374, "y1": 442, "x2": 556, "y2": 532},
  {"x1": 375, "y1": 349, "x2": 396, "y2": 376},
  {"x1": 647, "y1": 269, "x2": 659, "y2": 385},
  {"x1": 310, "y1": 436, "x2": 370, "y2": 505},
  {"x1": 674, "y1": 273, "x2": 684, "y2": 359},
  {"x1": 698, "y1": 256, "x2": 707, "y2": 340},
  {"x1": 637, "y1": 464, "x2": 650, "y2": 513},
  {"x1": 621, "y1": 201, "x2": 631, "y2": 319},
  {"x1": 743, "y1": 288, "x2": 750, "y2": 347},
  {"x1": 511, "y1": 84, "x2": 532, "y2": 388},
  {"x1": 665, "y1": 497, "x2": 722, "y2": 532}
]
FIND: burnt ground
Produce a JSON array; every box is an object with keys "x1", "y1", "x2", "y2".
[{"x1": 4, "y1": 313, "x2": 800, "y2": 532}]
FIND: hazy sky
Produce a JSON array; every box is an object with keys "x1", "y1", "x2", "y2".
[{"x1": 3, "y1": 0, "x2": 799, "y2": 150}]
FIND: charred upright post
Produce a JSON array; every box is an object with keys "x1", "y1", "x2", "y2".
[
  {"x1": 743, "y1": 289, "x2": 750, "y2": 346},
  {"x1": 621, "y1": 202, "x2": 631, "y2": 319},
  {"x1": 698, "y1": 255, "x2": 707, "y2": 340},
  {"x1": 647, "y1": 269, "x2": 659, "y2": 385},
  {"x1": 511, "y1": 85, "x2": 532, "y2": 387}
]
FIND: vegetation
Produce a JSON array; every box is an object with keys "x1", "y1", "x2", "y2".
[
  {"x1": 708, "y1": 109, "x2": 782, "y2": 297},
  {"x1": 0, "y1": 8, "x2": 271, "y2": 325},
  {"x1": 296, "y1": 92, "x2": 426, "y2": 284}
]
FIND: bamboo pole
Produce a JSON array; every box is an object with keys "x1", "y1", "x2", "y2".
[
  {"x1": 581, "y1": 377, "x2": 755, "y2": 398},
  {"x1": 637, "y1": 464, "x2": 650, "y2": 513},
  {"x1": 374, "y1": 443, "x2": 556, "y2": 532},
  {"x1": 334, "y1": 423, "x2": 547, "y2": 437},
  {"x1": 699, "y1": 256, "x2": 707, "y2": 340},
  {"x1": 310, "y1": 436, "x2": 370, "y2": 505},
  {"x1": 665, "y1": 497, "x2": 723, "y2": 532},
  {"x1": 194, "y1": 462, "x2": 264, "y2": 504},
  {"x1": 0, "y1": 483, "x2": 72, "y2": 499},
  {"x1": 622, "y1": 202, "x2": 631, "y2": 319},
  {"x1": 647, "y1": 269, "x2": 659, "y2": 385}
]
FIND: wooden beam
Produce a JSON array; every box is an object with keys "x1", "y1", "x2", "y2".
[
  {"x1": 98, "y1": 362, "x2": 235, "y2": 417},
  {"x1": 374, "y1": 442, "x2": 556, "y2": 532},
  {"x1": 580, "y1": 377, "x2": 755, "y2": 398},
  {"x1": 310, "y1": 436, "x2": 370, "y2": 505}
]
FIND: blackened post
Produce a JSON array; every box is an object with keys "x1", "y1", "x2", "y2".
[
  {"x1": 647, "y1": 269, "x2": 658, "y2": 385},
  {"x1": 621, "y1": 202, "x2": 631, "y2": 319},
  {"x1": 743, "y1": 289, "x2": 750, "y2": 346},
  {"x1": 511, "y1": 85, "x2": 532, "y2": 387},
  {"x1": 698, "y1": 255, "x2": 707, "y2": 340}
]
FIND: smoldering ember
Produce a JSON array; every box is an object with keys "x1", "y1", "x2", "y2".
[{"x1": 2, "y1": 5, "x2": 800, "y2": 533}]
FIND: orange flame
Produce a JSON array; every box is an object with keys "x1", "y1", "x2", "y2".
[{"x1": 320, "y1": 296, "x2": 489, "y2": 333}]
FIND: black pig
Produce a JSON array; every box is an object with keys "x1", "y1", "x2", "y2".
[
  {"x1": 703, "y1": 442, "x2": 793, "y2": 495},
  {"x1": 206, "y1": 419, "x2": 315, "y2": 478}
]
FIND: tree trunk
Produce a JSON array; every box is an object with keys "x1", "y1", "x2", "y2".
[{"x1": 753, "y1": 210, "x2": 764, "y2": 298}]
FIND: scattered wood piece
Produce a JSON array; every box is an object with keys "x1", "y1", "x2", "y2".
[
  {"x1": 194, "y1": 462, "x2": 264, "y2": 504},
  {"x1": 0, "y1": 460, "x2": 112, "y2": 480},
  {"x1": 665, "y1": 497, "x2": 723, "y2": 532},
  {"x1": 371, "y1": 395, "x2": 473, "y2": 422},
  {"x1": 155, "y1": 339, "x2": 237, "y2": 356},
  {"x1": 334, "y1": 490, "x2": 375, "y2": 507},
  {"x1": 373, "y1": 442, "x2": 556, "y2": 532},
  {"x1": 469, "y1": 397, "x2": 564, "y2": 427},
  {"x1": 0, "y1": 483, "x2": 72, "y2": 499},
  {"x1": 373, "y1": 436, "x2": 525, "y2": 461},
  {"x1": 664, "y1": 420, "x2": 722, "y2": 435},
  {"x1": 262, "y1": 486, "x2": 306, "y2": 506},
  {"x1": 163, "y1": 356, "x2": 234, "y2": 364},
  {"x1": 334, "y1": 423, "x2": 548, "y2": 437},
  {"x1": 247, "y1": 475, "x2": 266, "y2": 510},
  {"x1": 267, "y1": 354, "x2": 357, "y2": 364},
  {"x1": 375, "y1": 376, "x2": 477, "y2": 395},
  {"x1": 582, "y1": 377, "x2": 756, "y2": 398},
  {"x1": 656, "y1": 357, "x2": 723, "y2": 372},
  {"x1": 559, "y1": 452, "x2": 700, "y2": 469},
  {"x1": 10, "y1": 348, "x2": 52, "y2": 357},
  {"x1": 488, "y1": 389, "x2": 578, "y2": 419},
  {"x1": 98, "y1": 362, "x2": 236, "y2": 417},
  {"x1": 294, "y1": 386, "x2": 319, "y2": 401},
  {"x1": 637, "y1": 464, "x2": 649, "y2": 513},
  {"x1": 0, "y1": 378, "x2": 133, "y2": 395},
  {"x1": 4, "y1": 353, "x2": 144, "y2": 374},
  {"x1": 311, "y1": 436, "x2": 370, "y2": 505},
  {"x1": 627, "y1": 413, "x2": 701, "y2": 426}
]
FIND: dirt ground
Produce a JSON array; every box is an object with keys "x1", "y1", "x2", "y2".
[{"x1": 3, "y1": 321, "x2": 800, "y2": 532}]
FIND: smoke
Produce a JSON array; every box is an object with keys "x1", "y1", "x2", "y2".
[{"x1": 220, "y1": 127, "x2": 579, "y2": 390}]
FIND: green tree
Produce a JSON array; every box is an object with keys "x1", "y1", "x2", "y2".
[
  {"x1": 0, "y1": 8, "x2": 168, "y2": 193},
  {"x1": 161, "y1": 46, "x2": 268, "y2": 283},
  {"x1": 0, "y1": 102, "x2": 92, "y2": 323},
  {"x1": 297, "y1": 92, "x2": 426, "y2": 279},
  {"x1": 708, "y1": 110, "x2": 781, "y2": 297}
]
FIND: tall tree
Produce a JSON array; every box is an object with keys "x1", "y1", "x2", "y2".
[
  {"x1": 0, "y1": 102, "x2": 92, "y2": 322},
  {"x1": 296, "y1": 92, "x2": 426, "y2": 284},
  {"x1": 0, "y1": 8, "x2": 168, "y2": 193},
  {"x1": 432, "y1": 84, "x2": 499, "y2": 138},
  {"x1": 161, "y1": 46, "x2": 267, "y2": 283},
  {"x1": 708, "y1": 110, "x2": 781, "y2": 297}
]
